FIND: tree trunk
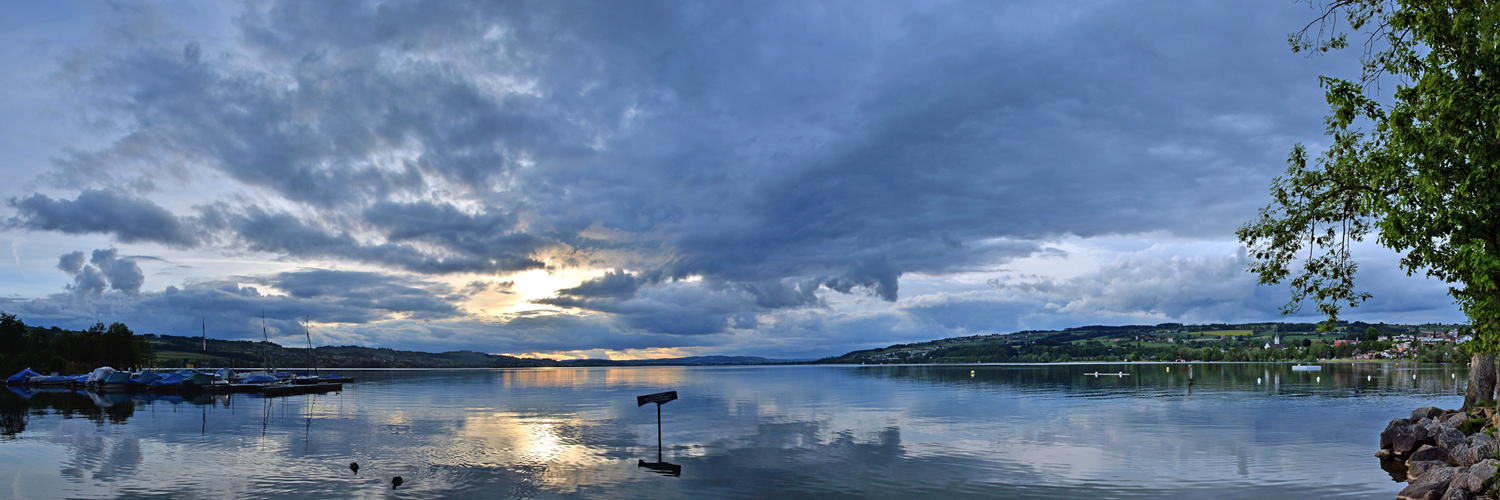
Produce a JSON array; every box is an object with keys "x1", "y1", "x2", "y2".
[{"x1": 1463, "y1": 353, "x2": 1496, "y2": 411}]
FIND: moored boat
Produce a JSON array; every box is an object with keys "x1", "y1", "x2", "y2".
[
  {"x1": 6, "y1": 368, "x2": 42, "y2": 386},
  {"x1": 29, "y1": 374, "x2": 78, "y2": 387}
]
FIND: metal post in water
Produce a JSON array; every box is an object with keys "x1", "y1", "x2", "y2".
[{"x1": 637, "y1": 390, "x2": 677, "y2": 465}]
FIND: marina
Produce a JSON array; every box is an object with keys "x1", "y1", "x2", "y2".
[{"x1": 5, "y1": 366, "x2": 351, "y2": 398}]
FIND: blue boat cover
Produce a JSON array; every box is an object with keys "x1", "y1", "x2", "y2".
[
  {"x1": 72, "y1": 374, "x2": 90, "y2": 383},
  {"x1": 323, "y1": 372, "x2": 342, "y2": 379},
  {"x1": 6, "y1": 368, "x2": 41, "y2": 384},
  {"x1": 128, "y1": 370, "x2": 161, "y2": 386},
  {"x1": 275, "y1": 372, "x2": 293, "y2": 379},
  {"x1": 239, "y1": 375, "x2": 278, "y2": 384},
  {"x1": 149, "y1": 373, "x2": 186, "y2": 387}
]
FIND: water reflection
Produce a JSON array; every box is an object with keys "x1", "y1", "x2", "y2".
[{"x1": 0, "y1": 365, "x2": 1471, "y2": 499}]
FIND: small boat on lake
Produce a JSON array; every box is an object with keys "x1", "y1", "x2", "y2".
[{"x1": 1291, "y1": 365, "x2": 1322, "y2": 371}]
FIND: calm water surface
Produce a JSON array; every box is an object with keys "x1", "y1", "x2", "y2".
[{"x1": 0, "y1": 363, "x2": 1468, "y2": 499}]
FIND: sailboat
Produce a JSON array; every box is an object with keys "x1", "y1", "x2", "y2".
[
  {"x1": 262, "y1": 317, "x2": 345, "y2": 396},
  {"x1": 231, "y1": 314, "x2": 280, "y2": 387}
]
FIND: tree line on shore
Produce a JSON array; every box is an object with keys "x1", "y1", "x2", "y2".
[
  {"x1": 0, "y1": 313, "x2": 151, "y2": 376},
  {"x1": 817, "y1": 323, "x2": 1464, "y2": 365}
]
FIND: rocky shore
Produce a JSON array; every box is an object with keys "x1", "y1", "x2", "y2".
[{"x1": 1379, "y1": 406, "x2": 1500, "y2": 500}]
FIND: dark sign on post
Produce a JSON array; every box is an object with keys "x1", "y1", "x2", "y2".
[
  {"x1": 637, "y1": 391, "x2": 677, "y2": 407},
  {"x1": 638, "y1": 390, "x2": 679, "y2": 469}
]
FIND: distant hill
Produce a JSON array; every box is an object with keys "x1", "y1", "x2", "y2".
[
  {"x1": 143, "y1": 334, "x2": 800, "y2": 368},
  {"x1": 815, "y1": 320, "x2": 1457, "y2": 364}
]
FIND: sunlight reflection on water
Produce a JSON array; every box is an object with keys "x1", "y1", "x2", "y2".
[{"x1": 0, "y1": 363, "x2": 1468, "y2": 499}]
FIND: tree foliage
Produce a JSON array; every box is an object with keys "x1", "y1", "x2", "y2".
[
  {"x1": 1238, "y1": 0, "x2": 1500, "y2": 353},
  {"x1": 0, "y1": 313, "x2": 150, "y2": 375}
]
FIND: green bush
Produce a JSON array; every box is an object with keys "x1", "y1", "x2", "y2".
[{"x1": 1462, "y1": 417, "x2": 1489, "y2": 435}]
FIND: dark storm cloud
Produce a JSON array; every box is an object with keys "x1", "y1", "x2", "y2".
[
  {"x1": 196, "y1": 202, "x2": 547, "y2": 275},
  {"x1": 249, "y1": 269, "x2": 462, "y2": 320},
  {"x1": 552, "y1": 269, "x2": 653, "y2": 299},
  {"x1": 4, "y1": 0, "x2": 1400, "y2": 346},
  {"x1": 7, "y1": 190, "x2": 198, "y2": 247},
  {"x1": 7, "y1": 267, "x2": 468, "y2": 343}
]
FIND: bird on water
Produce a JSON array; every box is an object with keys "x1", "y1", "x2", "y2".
[
  {"x1": 349, "y1": 462, "x2": 359, "y2": 474},
  {"x1": 392, "y1": 476, "x2": 403, "y2": 489}
]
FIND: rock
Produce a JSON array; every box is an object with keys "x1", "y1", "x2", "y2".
[
  {"x1": 1468, "y1": 432, "x2": 1497, "y2": 449},
  {"x1": 1410, "y1": 445, "x2": 1454, "y2": 465},
  {"x1": 1387, "y1": 418, "x2": 1414, "y2": 450},
  {"x1": 1442, "y1": 413, "x2": 1469, "y2": 430},
  {"x1": 1457, "y1": 434, "x2": 1498, "y2": 466},
  {"x1": 1378, "y1": 448, "x2": 1394, "y2": 459},
  {"x1": 1397, "y1": 424, "x2": 1436, "y2": 456},
  {"x1": 1399, "y1": 465, "x2": 1459, "y2": 500},
  {"x1": 1415, "y1": 407, "x2": 1446, "y2": 421},
  {"x1": 1440, "y1": 484, "x2": 1473, "y2": 500},
  {"x1": 1434, "y1": 426, "x2": 1470, "y2": 450},
  {"x1": 1449, "y1": 444, "x2": 1471, "y2": 463},
  {"x1": 1456, "y1": 459, "x2": 1498, "y2": 492},
  {"x1": 1410, "y1": 461, "x2": 1454, "y2": 481},
  {"x1": 1440, "y1": 428, "x2": 1468, "y2": 450},
  {"x1": 1425, "y1": 420, "x2": 1448, "y2": 440}
]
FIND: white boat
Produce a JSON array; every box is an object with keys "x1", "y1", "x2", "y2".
[{"x1": 1291, "y1": 365, "x2": 1322, "y2": 371}]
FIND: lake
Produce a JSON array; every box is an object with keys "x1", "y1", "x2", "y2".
[{"x1": 0, "y1": 363, "x2": 1467, "y2": 499}]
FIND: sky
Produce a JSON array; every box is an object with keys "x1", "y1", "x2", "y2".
[{"x1": 0, "y1": 0, "x2": 1467, "y2": 360}]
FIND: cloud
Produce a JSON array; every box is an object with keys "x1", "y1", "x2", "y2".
[
  {"x1": 0, "y1": 0, "x2": 1464, "y2": 357},
  {"x1": 6, "y1": 267, "x2": 471, "y2": 345},
  {"x1": 90, "y1": 248, "x2": 145, "y2": 296},
  {"x1": 7, "y1": 190, "x2": 198, "y2": 247},
  {"x1": 250, "y1": 268, "x2": 463, "y2": 320},
  {"x1": 54, "y1": 248, "x2": 148, "y2": 297},
  {"x1": 57, "y1": 250, "x2": 85, "y2": 274}
]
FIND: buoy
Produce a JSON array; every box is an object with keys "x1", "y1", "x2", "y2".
[
  {"x1": 970, "y1": 370, "x2": 975, "y2": 377},
  {"x1": 350, "y1": 462, "x2": 359, "y2": 474},
  {"x1": 1316, "y1": 377, "x2": 1320, "y2": 382},
  {"x1": 392, "y1": 476, "x2": 403, "y2": 489}
]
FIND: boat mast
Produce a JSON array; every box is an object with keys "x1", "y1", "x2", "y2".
[
  {"x1": 263, "y1": 312, "x2": 273, "y2": 375},
  {"x1": 305, "y1": 316, "x2": 317, "y2": 376}
]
